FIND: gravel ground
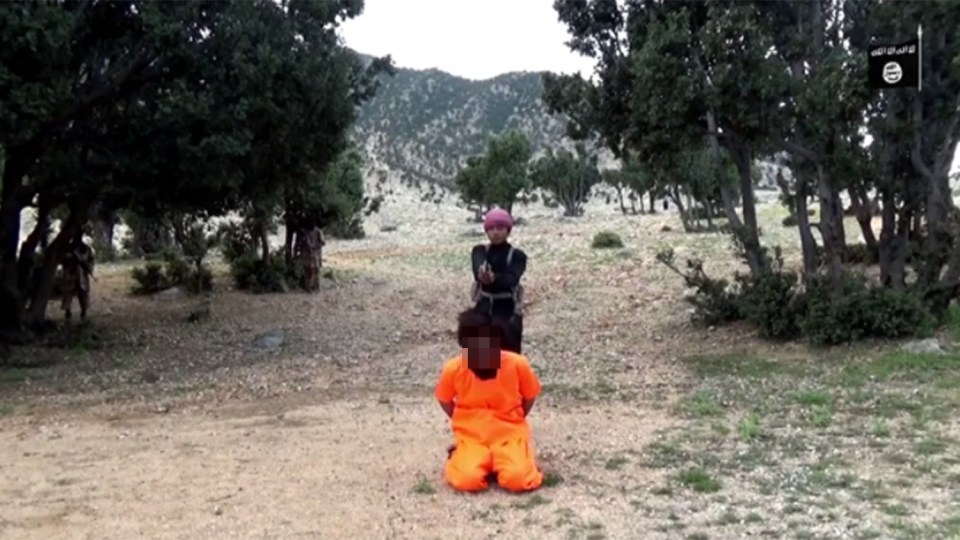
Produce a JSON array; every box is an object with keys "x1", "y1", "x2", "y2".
[{"x1": 2, "y1": 184, "x2": 958, "y2": 539}]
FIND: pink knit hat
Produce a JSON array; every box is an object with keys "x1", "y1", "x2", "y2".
[{"x1": 483, "y1": 208, "x2": 513, "y2": 231}]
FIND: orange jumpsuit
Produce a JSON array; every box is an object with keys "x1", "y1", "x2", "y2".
[{"x1": 434, "y1": 350, "x2": 544, "y2": 493}]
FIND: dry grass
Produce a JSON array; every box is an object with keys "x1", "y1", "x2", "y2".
[{"x1": 1, "y1": 190, "x2": 959, "y2": 539}]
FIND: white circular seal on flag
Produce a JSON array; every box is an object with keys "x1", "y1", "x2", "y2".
[{"x1": 882, "y1": 62, "x2": 903, "y2": 84}]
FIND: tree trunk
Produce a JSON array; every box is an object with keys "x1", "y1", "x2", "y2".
[
  {"x1": 728, "y1": 141, "x2": 766, "y2": 275},
  {"x1": 668, "y1": 189, "x2": 692, "y2": 232},
  {"x1": 24, "y1": 208, "x2": 86, "y2": 328},
  {"x1": 17, "y1": 196, "x2": 52, "y2": 306},
  {"x1": 614, "y1": 184, "x2": 627, "y2": 215},
  {"x1": 847, "y1": 186, "x2": 878, "y2": 251},
  {"x1": 0, "y1": 152, "x2": 31, "y2": 334},
  {"x1": 259, "y1": 224, "x2": 270, "y2": 262},
  {"x1": 816, "y1": 165, "x2": 846, "y2": 292},
  {"x1": 878, "y1": 187, "x2": 903, "y2": 287},
  {"x1": 794, "y1": 175, "x2": 819, "y2": 280}
]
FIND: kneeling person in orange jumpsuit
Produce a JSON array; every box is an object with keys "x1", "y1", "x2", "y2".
[{"x1": 435, "y1": 308, "x2": 544, "y2": 493}]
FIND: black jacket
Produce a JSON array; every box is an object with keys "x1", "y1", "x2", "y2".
[{"x1": 471, "y1": 242, "x2": 527, "y2": 318}]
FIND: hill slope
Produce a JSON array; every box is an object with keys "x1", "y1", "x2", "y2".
[{"x1": 351, "y1": 62, "x2": 581, "y2": 189}]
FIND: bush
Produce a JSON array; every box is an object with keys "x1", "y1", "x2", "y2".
[
  {"x1": 226, "y1": 251, "x2": 302, "y2": 293},
  {"x1": 131, "y1": 250, "x2": 213, "y2": 295},
  {"x1": 657, "y1": 242, "x2": 934, "y2": 345},
  {"x1": 131, "y1": 262, "x2": 168, "y2": 294},
  {"x1": 327, "y1": 215, "x2": 365, "y2": 240},
  {"x1": 801, "y1": 277, "x2": 933, "y2": 345},
  {"x1": 736, "y1": 250, "x2": 805, "y2": 340},
  {"x1": 843, "y1": 243, "x2": 879, "y2": 265},
  {"x1": 655, "y1": 248, "x2": 742, "y2": 326},
  {"x1": 591, "y1": 231, "x2": 624, "y2": 249}
]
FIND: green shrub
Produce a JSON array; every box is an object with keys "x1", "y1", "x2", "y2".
[
  {"x1": 226, "y1": 251, "x2": 302, "y2": 293},
  {"x1": 327, "y1": 215, "x2": 365, "y2": 240},
  {"x1": 842, "y1": 243, "x2": 879, "y2": 265},
  {"x1": 131, "y1": 263, "x2": 168, "y2": 295},
  {"x1": 737, "y1": 253, "x2": 805, "y2": 340},
  {"x1": 591, "y1": 231, "x2": 624, "y2": 249},
  {"x1": 655, "y1": 248, "x2": 742, "y2": 326},
  {"x1": 131, "y1": 250, "x2": 213, "y2": 295},
  {"x1": 801, "y1": 276, "x2": 933, "y2": 345}
]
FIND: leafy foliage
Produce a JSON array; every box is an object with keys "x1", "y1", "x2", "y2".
[
  {"x1": 455, "y1": 131, "x2": 532, "y2": 214},
  {"x1": 0, "y1": 0, "x2": 394, "y2": 332},
  {"x1": 591, "y1": 231, "x2": 624, "y2": 250},
  {"x1": 551, "y1": 0, "x2": 960, "y2": 344},
  {"x1": 529, "y1": 144, "x2": 601, "y2": 217}
]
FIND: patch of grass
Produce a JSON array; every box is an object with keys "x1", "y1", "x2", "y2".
[
  {"x1": 0, "y1": 404, "x2": 12, "y2": 416},
  {"x1": 677, "y1": 467, "x2": 721, "y2": 493},
  {"x1": 684, "y1": 353, "x2": 793, "y2": 379},
  {"x1": 809, "y1": 405, "x2": 833, "y2": 428},
  {"x1": 945, "y1": 303, "x2": 960, "y2": 341},
  {"x1": 651, "y1": 485, "x2": 673, "y2": 496},
  {"x1": 943, "y1": 514, "x2": 960, "y2": 536},
  {"x1": 882, "y1": 503, "x2": 909, "y2": 517},
  {"x1": 914, "y1": 436, "x2": 948, "y2": 456},
  {"x1": 872, "y1": 418, "x2": 890, "y2": 438},
  {"x1": 591, "y1": 231, "x2": 624, "y2": 249},
  {"x1": 645, "y1": 440, "x2": 685, "y2": 468},
  {"x1": 412, "y1": 476, "x2": 435, "y2": 495},
  {"x1": 681, "y1": 391, "x2": 723, "y2": 418},
  {"x1": 718, "y1": 508, "x2": 740, "y2": 525},
  {"x1": 847, "y1": 351, "x2": 960, "y2": 384},
  {"x1": 604, "y1": 456, "x2": 629, "y2": 470},
  {"x1": 739, "y1": 413, "x2": 762, "y2": 441},
  {"x1": 513, "y1": 493, "x2": 550, "y2": 509},
  {"x1": 794, "y1": 390, "x2": 831, "y2": 406},
  {"x1": 0, "y1": 368, "x2": 35, "y2": 384},
  {"x1": 542, "y1": 472, "x2": 563, "y2": 487}
]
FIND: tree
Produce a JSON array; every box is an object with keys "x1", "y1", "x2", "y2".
[
  {"x1": 529, "y1": 144, "x2": 601, "y2": 217},
  {"x1": 0, "y1": 0, "x2": 393, "y2": 333},
  {"x1": 455, "y1": 130, "x2": 532, "y2": 216},
  {"x1": 547, "y1": 0, "x2": 960, "y2": 344},
  {"x1": 545, "y1": 0, "x2": 777, "y2": 275}
]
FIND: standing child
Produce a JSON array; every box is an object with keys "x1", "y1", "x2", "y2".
[
  {"x1": 435, "y1": 308, "x2": 544, "y2": 493},
  {"x1": 471, "y1": 208, "x2": 527, "y2": 353}
]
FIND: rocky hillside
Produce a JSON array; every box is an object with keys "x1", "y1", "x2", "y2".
[{"x1": 351, "y1": 59, "x2": 586, "y2": 189}]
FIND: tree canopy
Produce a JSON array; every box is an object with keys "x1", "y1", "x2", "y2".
[
  {"x1": 545, "y1": 0, "x2": 960, "y2": 344},
  {"x1": 0, "y1": 0, "x2": 394, "y2": 334}
]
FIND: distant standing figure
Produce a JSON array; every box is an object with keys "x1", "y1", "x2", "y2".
[
  {"x1": 299, "y1": 223, "x2": 325, "y2": 292},
  {"x1": 470, "y1": 208, "x2": 527, "y2": 354},
  {"x1": 60, "y1": 236, "x2": 95, "y2": 322}
]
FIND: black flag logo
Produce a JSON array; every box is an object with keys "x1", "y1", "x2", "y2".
[{"x1": 868, "y1": 39, "x2": 920, "y2": 89}]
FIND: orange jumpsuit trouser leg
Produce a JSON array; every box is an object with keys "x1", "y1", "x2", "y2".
[
  {"x1": 491, "y1": 436, "x2": 543, "y2": 493},
  {"x1": 444, "y1": 439, "x2": 493, "y2": 492}
]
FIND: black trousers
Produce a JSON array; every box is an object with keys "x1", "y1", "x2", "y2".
[
  {"x1": 497, "y1": 314, "x2": 523, "y2": 354},
  {"x1": 477, "y1": 300, "x2": 524, "y2": 354}
]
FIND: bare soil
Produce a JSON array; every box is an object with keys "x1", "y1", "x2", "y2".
[{"x1": 2, "y1": 206, "x2": 958, "y2": 539}]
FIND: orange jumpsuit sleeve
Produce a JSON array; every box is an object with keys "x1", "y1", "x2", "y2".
[
  {"x1": 516, "y1": 358, "x2": 541, "y2": 400},
  {"x1": 435, "y1": 360, "x2": 458, "y2": 403}
]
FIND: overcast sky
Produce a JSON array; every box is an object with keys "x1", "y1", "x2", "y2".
[
  {"x1": 338, "y1": 1, "x2": 958, "y2": 172},
  {"x1": 338, "y1": 0, "x2": 597, "y2": 81}
]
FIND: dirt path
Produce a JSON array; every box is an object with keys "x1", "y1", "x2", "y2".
[
  {"x1": 7, "y1": 208, "x2": 949, "y2": 539},
  {"x1": 0, "y1": 214, "x2": 713, "y2": 539},
  {"x1": 0, "y1": 395, "x2": 680, "y2": 540}
]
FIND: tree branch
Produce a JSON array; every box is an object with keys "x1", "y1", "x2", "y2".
[
  {"x1": 911, "y1": 97, "x2": 936, "y2": 181},
  {"x1": 933, "y1": 95, "x2": 960, "y2": 175}
]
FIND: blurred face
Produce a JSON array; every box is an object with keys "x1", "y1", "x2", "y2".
[
  {"x1": 485, "y1": 226, "x2": 510, "y2": 245},
  {"x1": 464, "y1": 334, "x2": 502, "y2": 371}
]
